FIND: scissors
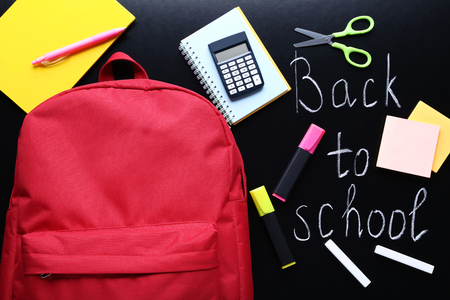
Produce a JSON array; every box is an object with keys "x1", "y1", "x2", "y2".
[{"x1": 293, "y1": 16, "x2": 374, "y2": 68}]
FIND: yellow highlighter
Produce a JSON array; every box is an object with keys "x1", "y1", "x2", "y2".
[{"x1": 250, "y1": 186, "x2": 296, "y2": 269}]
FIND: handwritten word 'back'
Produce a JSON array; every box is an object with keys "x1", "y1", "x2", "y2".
[{"x1": 290, "y1": 53, "x2": 401, "y2": 113}]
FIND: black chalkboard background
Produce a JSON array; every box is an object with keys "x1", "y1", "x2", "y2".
[{"x1": 1, "y1": 0, "x2": 449, "y2": 299}]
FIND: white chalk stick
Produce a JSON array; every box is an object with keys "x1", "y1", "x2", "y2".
[
  {"x1": 324, "y1": 239, "x2": 371, "y2": 287},
  {"x1": 374, "y1": 245, "x2": 434, "y2": 274}
]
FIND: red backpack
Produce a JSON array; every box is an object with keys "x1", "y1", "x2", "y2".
[{"x1": 0, "y1": 52, "x2": 253, "y2": 300}]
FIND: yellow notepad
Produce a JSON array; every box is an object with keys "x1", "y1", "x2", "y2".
[
  {"x1": 409, "y1": 101, "x2": 450, "y2": 172},
  {"x1": 0, "y1": 0, "x2": 135, "y2": 113}
]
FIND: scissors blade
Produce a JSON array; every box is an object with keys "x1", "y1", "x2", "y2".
[
  {"x1": 294, "y1": 28, "x2": 333, "y2": 48},
  {"x1": 293, "y1": 37, "x2": 329, "y2": 48},
  {"x1": 294, "y1": 27, "x2": 326, "y2": 39}
]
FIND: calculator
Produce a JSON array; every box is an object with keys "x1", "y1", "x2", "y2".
[{"x1": 208, "y1": 31, "x2": 264, "y2": 99}]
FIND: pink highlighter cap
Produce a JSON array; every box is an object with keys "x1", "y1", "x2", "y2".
[{"x1": 299, "y1": 124, "x2": 325, "y2": 154}]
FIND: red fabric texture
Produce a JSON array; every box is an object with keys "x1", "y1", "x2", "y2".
[
  {"x1": 22, "y1": 223, "x2": 218, "y2": 275},
  {"x1": 0, "y1": 53, "x2": 253, "y2": 300}
]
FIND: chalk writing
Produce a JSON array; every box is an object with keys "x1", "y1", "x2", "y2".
[
  {"x1": 389, "y1": 210, "x2": 406, "y2": 240},
  {"x1": 289, "y1": 52, "x2": 429, "y2": 244},
  {"x1": 354, "y1": 148, "x2": 369, "y2": 177},
  {"x1": 319, "y1": 203, "x2": 334, "y2": 238},
  {"x1": 410, "y1": 187, "x2": 428, "y2": 242},
  {"x1": 332, "y1": 79, "x2": 357, "y2": 108},
  {"x1": 290, "y1": 55, "x2": 322, "y2": 113},
  {"x1": 363, "y1": 79, "x2": 377, "y2": 108},
  {"x1": 290, "y1": 53, "x2": 401, "y2": 112},
  {"x1": 293, "y1": 185, "x2": 428, "y2": 242},
  {"x1": 385, "y1": 53, "x2": 401, "y2": 108},
  {"x1": 367, "y1": 210, "x2": 385, "y2": 238},
  {"x1": 342, "y1": 184, "x2": 363, "y2": 238},
  {"x1": 327, "y1": 132, "x2": 369, "y2": 178},
  {"x1": 294, "y1": 205, "x2": 310, "y2": 241}
]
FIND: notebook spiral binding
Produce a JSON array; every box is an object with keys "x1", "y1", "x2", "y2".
[{"x1": 179, "y1": 42, "x2": 234, "y2": 126}]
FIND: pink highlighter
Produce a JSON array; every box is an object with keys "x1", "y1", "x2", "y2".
[{"x1": 273, "y1": 124, "x2": 325, "y2": 202}]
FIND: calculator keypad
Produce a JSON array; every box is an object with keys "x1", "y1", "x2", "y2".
[{"x1": 219, "y1": 54, "x2": 263, "y2": 97}]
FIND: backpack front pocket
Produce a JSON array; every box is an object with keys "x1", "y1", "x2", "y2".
[{"x1": 21, "y1": 223, "x2": 220, "y2": 300}]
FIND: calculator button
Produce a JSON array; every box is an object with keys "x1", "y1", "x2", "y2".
[
  {"x1": 253, "y1": 74, "x2": 262, "y2": 85},
  {"x1": 216, "y1": 53, "x2": 263, "y2": 97}
]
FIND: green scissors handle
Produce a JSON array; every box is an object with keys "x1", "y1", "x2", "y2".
[
  {"x1": 332, "y1": 15, "x2": 374, "y2": 38},
  {"x1": 332, "y1": 42, "x2": 372, "y2": 68},
  {"x1": 331, "y1": 16, "x2": 374, "y2": 68}
]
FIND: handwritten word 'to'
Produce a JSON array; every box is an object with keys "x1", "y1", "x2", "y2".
[{"x1": 327, "y1": 132, "x2": 369, "y2": 178}]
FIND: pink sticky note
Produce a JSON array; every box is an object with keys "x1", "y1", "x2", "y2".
[{"x1": 376, "y1": 116, "x2": 440, "y2": 178}]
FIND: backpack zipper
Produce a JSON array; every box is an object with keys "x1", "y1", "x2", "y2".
[{"x1": 40, "y1": 273, "x2": 145, "y2": 280}]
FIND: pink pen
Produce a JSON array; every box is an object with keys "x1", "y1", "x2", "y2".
[{"x1": 32, "y1": 27, "x2": 126, "y2": 66}]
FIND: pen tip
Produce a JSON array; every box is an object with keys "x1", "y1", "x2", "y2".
[{"x1": 31, "y1": 58, "x2": 41, "y2": 66}]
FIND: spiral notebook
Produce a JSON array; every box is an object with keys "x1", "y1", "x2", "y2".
[{"x1": 179, "y1": 7, "x2": 290, "y2": 126}]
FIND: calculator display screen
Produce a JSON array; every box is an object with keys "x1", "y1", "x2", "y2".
[{"x1": 214, "y1": 43, "x2": 249, "y2": 63}]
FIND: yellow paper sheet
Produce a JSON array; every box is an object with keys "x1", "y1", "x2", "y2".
[
  {"x1": 0, "y1": 0, "x2": 135, "y2": 113},
  {"x1": 409, "y1": 101, "x2": 450, "y2": 172}
]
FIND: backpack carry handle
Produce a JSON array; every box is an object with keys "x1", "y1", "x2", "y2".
[{"x1": 99, "y1": 52, "x2": 149, "y2": 82}]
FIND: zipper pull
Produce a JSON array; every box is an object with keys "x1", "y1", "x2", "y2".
[{"x1": 40, "y1": 274, "x2": 51, "y2": 279}]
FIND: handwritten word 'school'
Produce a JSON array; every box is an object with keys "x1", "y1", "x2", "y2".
[
  {"x1": 293, "y1": 185, "x2": 428, "y2": 242},
  {"x1": 290, "y1": 53, "x2": 401, "y2": 113}
]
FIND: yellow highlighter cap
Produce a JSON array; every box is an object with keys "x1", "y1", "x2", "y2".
[{"x1": 249, "y1": 186, "x2": 275, "y2": 217}]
